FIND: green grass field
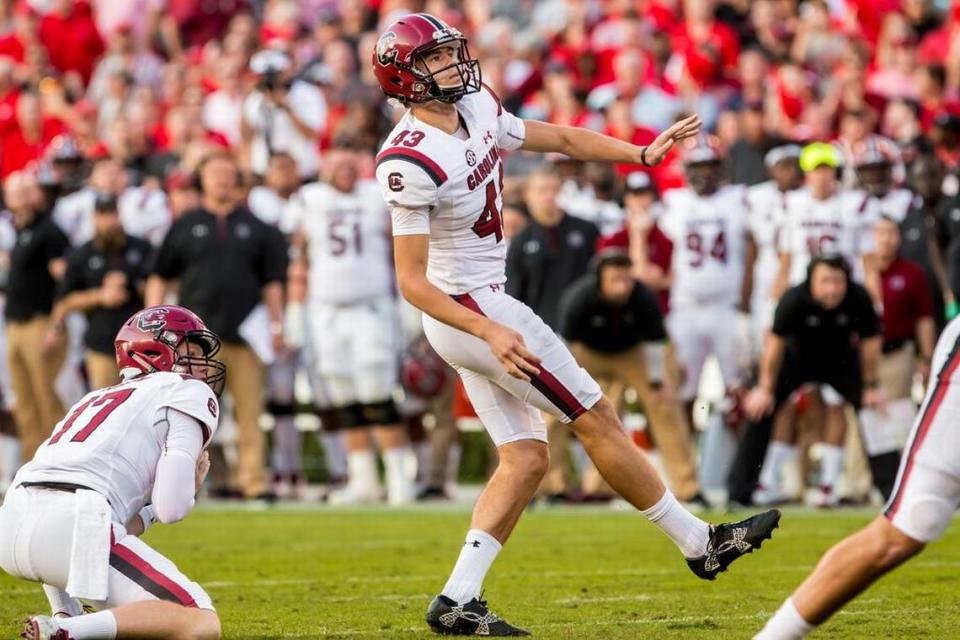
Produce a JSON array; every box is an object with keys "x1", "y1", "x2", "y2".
[{"x1": 1, "y1": 504, "x2": 958, "y2": 639}]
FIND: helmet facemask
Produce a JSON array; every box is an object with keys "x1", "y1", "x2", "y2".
[
  {"x1": 171, "y1": 330, "x2": 227, "y2": 397},
  {"x1": 411, "y1": 38, "x2": 481, "y2": 104},
  {"x1": 856, "y1": 162, "x2": 893, "y2": 198}
]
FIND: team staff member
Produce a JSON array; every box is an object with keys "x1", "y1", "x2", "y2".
[
  {"x1": 557, "y1": 252, "x2": 702, "y2": 502},
  {"x1": 860, "y1": 217, "x2": 936, "y2": 498},
  {"x1": 506, "y1": 164, "x2": 599, "y2": 330},
  {"x1": 146, "y1": 151, "x2": 288, "y2": 500},
  {"x1": 736, "y1": 254, "x2": 883, "y2": 506},
  {"x1": 4, "y1": 171, "x2": 69, "y2": 460},
  {"x1": 48, "y1": 193, "x2": 153, "y2": 390}
]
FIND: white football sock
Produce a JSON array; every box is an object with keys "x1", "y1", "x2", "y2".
[
  {"x1": 445, "y1": 443, "x2": 462, "y2": 491},
  {"x1": 640, "y1": 490, "x2": 711, "y2": 558},
  {"x1": 320, "y1": 432, "x2": 347, "y2": 479},
  {"x1": 57, "y1": 610, "x2": 117, "y2": 639},
  {"x1": 820, "y1": 445, "x2": 844, "y2": 491},
  {"x1": 43, "y1": 584, "x2": 82, "y2": 617},
  {"x1": 383, "y1": 446, "x2": 416, "y2": 505},
  {"x1": 754, "y1": 597, "x2": 814, "y2": 639},
  {"x1": 759, "y1": 442, "x2": 798, "y2": 494},
  {"x1": 441, "y1": 529, "x2": 502, "y2": 604},
  {"x1": 346, "y1": 449, "x2": 380, "y2": 497}
]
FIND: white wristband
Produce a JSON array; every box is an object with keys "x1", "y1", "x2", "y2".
[{"x1": 138, "y1": 505, "x2": 157, "y2": 533}]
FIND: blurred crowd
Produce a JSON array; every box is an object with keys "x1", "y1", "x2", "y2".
[{"x1": 1, "y1": 0, "x2": 959, "y2": 507}]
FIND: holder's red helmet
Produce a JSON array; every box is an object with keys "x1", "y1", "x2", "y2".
[
  {"x1": 400, "y1": 337, "x2": 448, "y2": 399},
  {"x1": 114, "y1": 306, "x2": 226, "y2": 395},
  {"x1": 372, "y1": 13, "x2": 480, "y2": 104}
]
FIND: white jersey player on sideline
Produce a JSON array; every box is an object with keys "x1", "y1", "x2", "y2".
[
  {"x1": 0, "y1": 305, "x2": 224, "y2": 640},
  {"x1": 284, "y1": 147, "x2": 415, "y2": 506},
  {"x1": 851, "y1": 141, "x2": 913, "y2": 223},
  {"x1": 756, "y1": 313, "x2": 960, "y2": 639},
  {"x1": 773, "y1": 143, "x2": 881, "y2": 300},
  {"x1": 659, "y1": 139, "x2": 754, "y2": 410},
  {"x1": 372, "y1": 13, "x2": 780, "y2": 637},
  {"x1": 745, "y1": 145, "x2": 804, "y2": 355}
]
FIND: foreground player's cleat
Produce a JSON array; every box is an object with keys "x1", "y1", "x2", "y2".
[
  {"x1": 426, "y1": 595, "x2": 530, "y2": 636},
  {"x1": 687, "y1": 509, "x2": 782, "y2": 580},
  {"x1": 21, "y1": 616, "x2": 71, "y2": 640}
]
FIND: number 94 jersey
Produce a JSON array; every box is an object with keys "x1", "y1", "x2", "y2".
[
  {"x1": 376, "y1": 85, "x2": 527, "y2": 295},
  {"x1": 659, "y1": 184, "x2": 750, "y2": 309},
  {"x1": 13, "y1": 372, "x2": 219, "y2": 524}
]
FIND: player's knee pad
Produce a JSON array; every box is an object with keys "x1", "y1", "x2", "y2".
[
  {"x1": 337, "y1": 403, "x2": 372, "y2": 429},
  {"x1": 360, "y1": 400, "x2": 401, "y2": 426},
  {"x1": 266, "y1": 401, "x2": 295, "y2": 417}
]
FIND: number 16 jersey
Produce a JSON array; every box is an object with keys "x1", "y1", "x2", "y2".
[{"x1": 376, "y1": 85, "x2": 527, "y2": 295}]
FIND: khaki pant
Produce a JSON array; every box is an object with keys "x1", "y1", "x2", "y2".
[
  {"x1": 425, "y1": 367, "x2": 458, "y2": 489},
  {"x1": 86, "y1": 351, "x2": 119, "y2": 391},
  {"x1": 879, "y1": 343, "x2": 916, "y2": 401},
  {"x1": 541, "y1": 343, "x2": 700, "y2": 500},
  {"x1": 7, "y1": 316, "x2": 66, "y2": 460},
  {"x1": 218, "y1": 342, "x2": 267, "y2": 498}
]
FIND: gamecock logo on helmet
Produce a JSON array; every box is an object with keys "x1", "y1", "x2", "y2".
[
  {"x1": 137, "y1": 307, "x2": 170, "y2": 333},
  {"x1": 376, "y1": 31, "x2": 398, "y2": 65}
]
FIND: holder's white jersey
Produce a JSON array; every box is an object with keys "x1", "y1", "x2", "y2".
[
  {"x1": 13, "y1": 372, "x2": 219, "y2": 524},
  {"x1": 659, "y1": 185, "x2": 750, "y2": 309},
  {"x1": 778, "y1": 187, "x2": 879, "y2": 284},
  {"x1": 376, "y1": 84, "x2": 527, "y2": 295},
  {"x1": 284, "y1": 180, "x2": 394, "y2": 305}
]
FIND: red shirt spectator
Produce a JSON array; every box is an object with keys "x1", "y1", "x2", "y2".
[
  {"x1": 167, "y1": 0, "x2": 249, "y2": 49},
  {"x1": 39, "y1": 1, "x2": 105, "y2": 85},
  {"x1": 1, "y1": 94, "x2": 66, "y2": 178},
  {"x1": 0, "y1": 2, "x2": 41, "y2": 64},
  {"x1": 670, "y1": 4, "x2": 740, "y2": 87},
  {"x1": 597, "y1": 216, "x2": 674, "y2": 315},
  {"x1": 880, "y1": 256, "x2": 934, "y2": 344}
]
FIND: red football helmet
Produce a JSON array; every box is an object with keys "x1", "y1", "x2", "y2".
[
  {"x1": 401, "y1": 337, "x2": 449, "y2": 399},
  {"x1": 372, "y1": 13, "x2": 480, "y2": 104},
  {"x1": 115, "y1": 306, "x2": 226, "y2": 395}
]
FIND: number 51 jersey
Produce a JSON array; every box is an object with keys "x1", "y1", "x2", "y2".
[
  {"x1": 376, "y1": 84, "x2": 526, "y2": 295},
  {"x1": 14, "y1": 372, "x2": 219, "y2": 524}
]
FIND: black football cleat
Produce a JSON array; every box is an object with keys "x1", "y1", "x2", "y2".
[
  {"x1": 687, "y1": 509, "x2": 781, "y2": 580},
  {"x1": 426, "y1": 595, "x2": 530, "y2": 636}
]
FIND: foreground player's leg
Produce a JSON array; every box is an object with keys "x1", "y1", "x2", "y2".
[
  {"x1": 755, "y1": 516, "x2": 923, "y2": 639},
  {"x1": 427, "y1": 439, "x2": 546, "y2": 636},
  {"x1": 571, "y1": 397, "x2": 781, "y2": 579},
  {"x1": 24, "y1": 601, "x2": 219, "y2": 640}
]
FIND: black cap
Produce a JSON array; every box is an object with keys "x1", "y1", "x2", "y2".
[
  {"x1": 933, "y1": 112, "x2": 960, "y2": 134},
  {"x1": 94, "y1": 192, "x2": 118, "y2": 212}
]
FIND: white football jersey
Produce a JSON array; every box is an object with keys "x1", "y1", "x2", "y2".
[
  {"x1": 376, "y1": 85, "x2": 526, "y2": 295},
  {"x1": 874, "y1": 188, "x2": 913, "y2": 223},
  {"x1": 660, "y1": 185, "x2": 750, "y2": 309},
  {"x1": 14, "y1": 372, "x2": 219, "y2": 524},
  {"x1": 284, "y1": 180, "x2": 393, "y2": 305},
  {"x1": 747, "y1": 181, "x2": 790, "y2": 312},
  {"x1": 248, "y1": 185, "x2": 289, "y2": 228},
  {"x1": 779, "y1": 187, "x2": 879, "y2": 284}
]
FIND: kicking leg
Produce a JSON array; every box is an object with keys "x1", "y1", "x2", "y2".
[{"x1": 572, "y1": 397, "x2": 780, "y2": 578}]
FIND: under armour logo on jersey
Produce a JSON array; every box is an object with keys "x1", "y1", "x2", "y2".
[
  {"x1": 465, "y1": 150, "x2": 477, "y2": 166},
  {"x1": 483, "y1": 130, "x2": 493, "y2": 144},
  {"x1": 388, "y1": 172, "x2": 404, "y2": 192}
]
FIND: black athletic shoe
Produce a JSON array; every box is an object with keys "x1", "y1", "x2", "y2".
[
  {"x1": 687, "y1": 509, "x2": 781, "y2": 580},
  {"x1": 426, "y1": 595, "x2": 530, "y2": 636}
]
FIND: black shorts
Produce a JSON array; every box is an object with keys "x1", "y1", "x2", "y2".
[{"x1": 774, "y1": 350, "x2": 862, "y2": 411}]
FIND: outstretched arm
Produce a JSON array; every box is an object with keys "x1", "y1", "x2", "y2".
[{"x1": 521, "y1": 115, "x2": 702, "y2": 165}]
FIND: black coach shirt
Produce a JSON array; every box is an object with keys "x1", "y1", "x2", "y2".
[
  {"x1": 558, "y1": 275, "x2": 667, "y2": 353},
  {"x1": 6, "y1": 214, "x2": 69, "y2": 322},
  {"x1": 506, "y1": 214, "x2": 599, "y2": 329},
  {"x1": 772, "y1": 281, "x2": 880, "y2": 371},
  {"x1": 151, "y1": 207, "x2": 288, "y2": 343},
  {"x1": 60, "y1": 236, "x2": 152, "y2": 354}
]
